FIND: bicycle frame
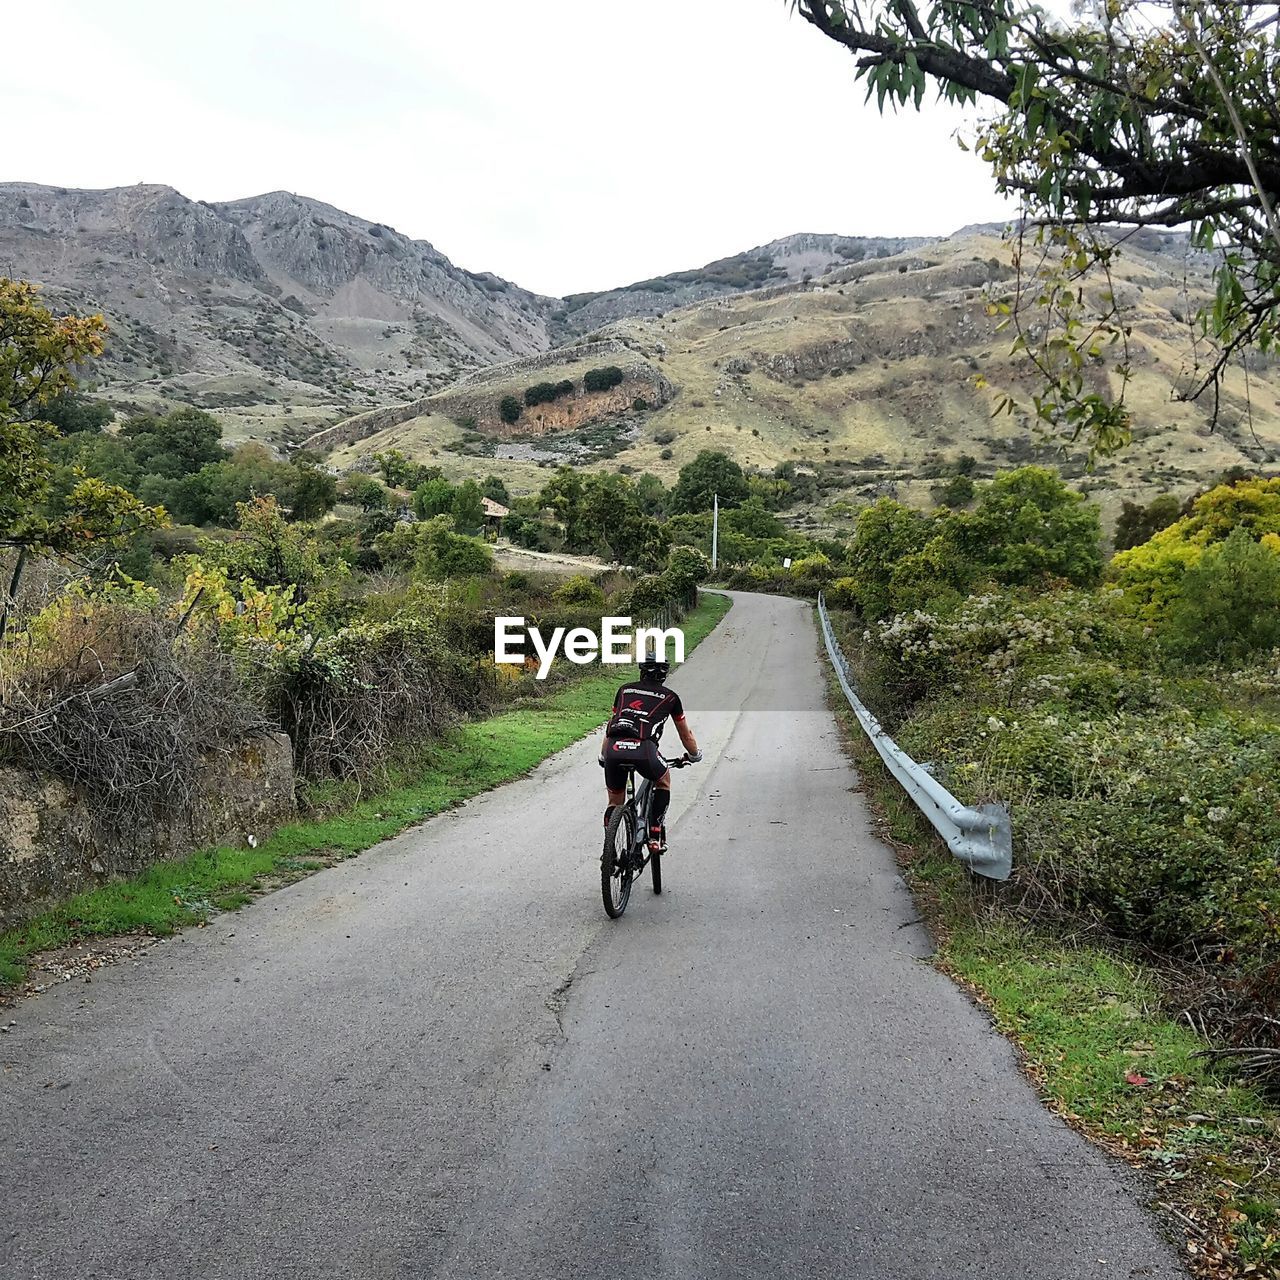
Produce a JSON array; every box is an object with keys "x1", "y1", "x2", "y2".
[{"x1": 627, "y1": 772, "x2": 655, "y2": 868}]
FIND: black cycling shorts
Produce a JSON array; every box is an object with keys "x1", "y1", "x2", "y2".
[{"x1": 603, "y1": 738, "x2": 668, "y2": 791}]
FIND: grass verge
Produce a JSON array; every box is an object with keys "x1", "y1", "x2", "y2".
[
  {"x1": 822, "y1": 662, "x2": 1280, "y2": 1280},
  {"x1": 0, "y1": 592, "x2": 732, "y2": 990}
]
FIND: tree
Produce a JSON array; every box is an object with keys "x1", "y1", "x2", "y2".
[
  {"x1": 524, "y1": 380, "x2": 575, "y2": 407},
  {"x1": 160, "y1": 443, "x2": 293, "y2": 527},
  {"x1": 670, "y1": 451, "x2": 751, "y2": 514},
  {"x1": 375, "y1": 449, "x2": 437, "y2": 490},
  {"x1": 1163, "y1": 527, "x2": 1280, "y2": 662},
  {"x1": 286, "y1": 464, "x2": 338, "y2": 521},
  {"x1": 583, "y1": 366, "x2": 625, "y2": 393},
  {"x1": 1114, "y1": 494, "x2": 1182, "y2": 550},
  {"x1": 792, "y1": 1, "x2": 1280, "y2": 451},
  {"x1": 40, "y1": 391, "x2": 113, "y2": 435},
  {"x1": 339, "y1": 473, "x2": 389, "y2": 511},
  {"x1": 634, "y1": 472, "x2": 669, "y2": 516},
  {"x1": 195, "y1": 494, "x2": 348, "y2": 607},
  {"x1": 376, "y1": 516, "x2": 493, "y2": 579},
  {"x1": 499, "y1": 395, "x2": 522, "y2": 425},
  {"x1": 577, "y1": 474, "x2": 670, "y2": 568},
  {"x1": 1111, "y1": 476, "x2": 1280, "y2": 616},
  {"x1": 481, "y1": 474, "x2": 510, "y2": 506},
  {"x1": 120, "y1": 407, "x2": 225, "y2": 479},
  {"x1": 414, "y1": 477, "x2": 456, "y2": 520},
  {"x1": 933, "y1": 474, "x2": 975, "y2": 509},
  {"x1": 952, "y1": 466, "x2": 1102, "y2": 587},
  {"x1": 451, "y1": 478, "x2": 485, "y2": 534},
  {"x1": 849, "y1": 498, "x2": 934, "y2": 618},
  {"x1": 539, "y1": 466, "x2": 586, "y2": 544},
  {"x1": 0, "y1": 280, "x2": 161, "y2": 639},
  {"x1": 724, "y1": 498, "x2": 784, "y2": 539}
]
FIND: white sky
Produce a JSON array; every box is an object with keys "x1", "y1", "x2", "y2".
[{"x1": 9, "y1": 0, "x2": 1014, "y2": 296}]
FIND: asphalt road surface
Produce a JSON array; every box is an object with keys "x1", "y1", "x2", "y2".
[{"x1": 2, "y1": 592, "x2": 1185, "y2": 1279}]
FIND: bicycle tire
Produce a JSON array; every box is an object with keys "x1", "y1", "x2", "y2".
[{"x1": 602, "y1": 805, "x2": 634, "y2": 918}]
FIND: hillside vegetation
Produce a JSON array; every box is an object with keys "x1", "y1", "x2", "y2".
[{"x1": 328, "y1": 229, "x2": 1280, "y2": 538}]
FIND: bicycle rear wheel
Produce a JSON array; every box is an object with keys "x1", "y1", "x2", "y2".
[{"x1": 602, "y1": 804, "x2": 635, "y2": 918}]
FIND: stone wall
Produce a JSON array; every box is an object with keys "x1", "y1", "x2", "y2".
[
  {"x1": 302, "y1": 398, "x2": 435, "y2": 454},
  {"x1": 299, "y1": 337, "x2": 652, "y2": 457},
  {"x1": 0, "y1": 732, "x2": 295, "y2": 929}
]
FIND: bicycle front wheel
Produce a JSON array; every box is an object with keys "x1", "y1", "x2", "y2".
[{"x1": 602, "y1": 805, "x2": 635, "y2": 918}]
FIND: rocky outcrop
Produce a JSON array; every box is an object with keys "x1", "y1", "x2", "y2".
[
  {"x1": 304, "y1": 338, "x2": 673, "y2": 454},
  {"x1": 0, "y1": 732, "x2": 295, "y2": 928},
  {"x1": 437, "y1": 365, "x2": 673, "y2": 438},
  {"x1": 0, "y1": 182, "x2": 558, "y2": 406}
]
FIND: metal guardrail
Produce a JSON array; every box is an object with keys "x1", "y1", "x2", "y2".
[{"x1": 817, "y1": 593, "x2": 1012, "y2": 882}]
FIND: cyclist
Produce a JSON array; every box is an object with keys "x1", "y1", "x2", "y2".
[{"x1": 600, "y1": 653, "x2": 702, "y2": 853}]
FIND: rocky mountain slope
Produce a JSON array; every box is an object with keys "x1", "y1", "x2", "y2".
[
  {"x1": 324, "y1": 228, "x2": 1280, "y2": 536},
  {"x1": 552, "y1": 233, "x2": 929, "y2": 336},
  {"x1": 0, "y1": 182, "x2": 559, "y2": 442},
  {"x1": 0, "y1": 184, "x2": 929, "y2": 448}
]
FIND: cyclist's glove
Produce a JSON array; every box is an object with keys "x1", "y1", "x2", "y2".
[{"x1": 687, "y1": 750, "x2": 703, "y2": 763}]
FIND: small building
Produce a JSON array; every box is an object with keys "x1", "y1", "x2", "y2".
[{"x1": 482, "y1": 496, "x2": 509, "y2": 539}]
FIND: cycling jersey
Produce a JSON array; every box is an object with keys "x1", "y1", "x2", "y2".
[{"x1": 605, "y1": 679, "x2": 684, "y2": 744}]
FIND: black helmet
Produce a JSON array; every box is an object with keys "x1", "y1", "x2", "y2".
[{"x1": 638, "y1": 638, "x2": 669, "y2": 679}]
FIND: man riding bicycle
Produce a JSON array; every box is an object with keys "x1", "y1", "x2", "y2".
[{"x1": 600, "y1": 653, "x2": 701, "y2": 854}]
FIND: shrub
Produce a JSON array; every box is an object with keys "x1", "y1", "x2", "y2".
[
  {"x1": 667, "y1": 545, "x2": 710, "y2": 590},
  {"x1": 555, "y1": 574, "x2": 605, "y2": 608},
  {"x1": 583, "y1": 365, "x2": 625, "y2": 393},
  {"x1": 790, "y1": 552, "x2": 834, "y2": 588},
  {"x1": 1, "y1": 595, "x2": 263, "y2": 840},
  {"x1": 524, "y1": 380, "x2": 575, "y2": 408},
  {"x1": 933, "y1": 474, "x2": 975, "y2": 508},
  {"x1": 499, "y1": 395, "x2": 522, "y2": 424},
  {"x1": 901, "y1": 694, "x2": 1280, "y2": 957},
  {"x1": 825, "y1": 577, "x2": 860, "y2": 609},
  {"x1": 264, "y1": 614, "x2": 492, "y2": 781},
  {"x1": 1162, "y1": 527, "x2": 1280, "y2": 662}
]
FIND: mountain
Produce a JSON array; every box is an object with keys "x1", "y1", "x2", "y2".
[
  {"x1": 551, "y1": 233, "x2": 929, "y2": 337},
  {"x1": 0, "y1": 182, "x2": 559, "y2": 443},
  {"x1": 0, "y1": 184, "x2": 933, "y2": 449},
  {"x1": 320, "y1": 228, "x2": 1280, "y2": 537},
  {"x1": 8, "y1": 182, "x2": 1272, "y2": 535}
]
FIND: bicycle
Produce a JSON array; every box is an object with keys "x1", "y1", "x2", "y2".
[{"x1": 601, "y1": 754, "x2": 694, "y2": 919}]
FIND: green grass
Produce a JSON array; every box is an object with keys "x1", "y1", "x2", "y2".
[
  {"x1": 824, "y1": 665, "x2": 1280, "y2": 1277},
  {"x1": 0, "y1": 592, "x2": 732, "y2": 987}
]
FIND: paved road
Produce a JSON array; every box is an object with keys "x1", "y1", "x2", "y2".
[{"x1": 2, "y1": 592, "x2": 1184, "y2": 1279}]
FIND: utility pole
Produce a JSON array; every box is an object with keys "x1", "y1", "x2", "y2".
[{"x1": 711, "y1": 493, "x2": 719, "y2": 572}]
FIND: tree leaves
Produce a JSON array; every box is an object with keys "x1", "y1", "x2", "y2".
[{"x1": 793, "y1": 0, "x2": 1280, "y2": 448}]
